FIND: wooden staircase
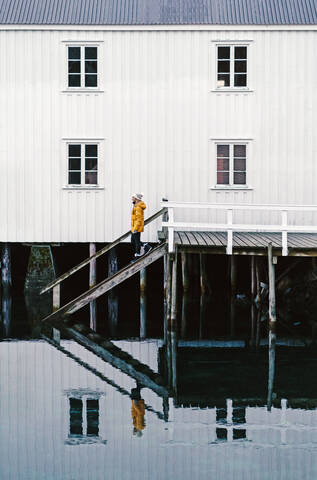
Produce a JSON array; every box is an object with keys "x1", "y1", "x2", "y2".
[
  {"x1": 42, "y1": 242, "x2": 166, "y2": 324},
  {"x1": 40, "y1": 207, "x2": 169, "y2": 398}
]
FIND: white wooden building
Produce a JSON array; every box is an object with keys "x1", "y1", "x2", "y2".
[{"x1": 0, "y1": 0, "x2": 316, "y2": 244}]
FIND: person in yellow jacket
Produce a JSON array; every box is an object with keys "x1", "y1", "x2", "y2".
[
  {"x1": 131, "y1": 193, "x2": 151, "y2": 259},
  {"x1": 131, "y1": 386, "x2": 146, "y2": 437}
]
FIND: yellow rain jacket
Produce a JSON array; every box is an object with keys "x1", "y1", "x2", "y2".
[
  {"x1": 131, "y1": 399, "x2": 146, "y2": 431},
  {"x1": 131, "y1": 201, "x2": 146, "y2": 233}
]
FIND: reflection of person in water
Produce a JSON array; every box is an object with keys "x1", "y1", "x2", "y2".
[{"x1": 131, "y1": 385, "x2": 146, "y2": 437}]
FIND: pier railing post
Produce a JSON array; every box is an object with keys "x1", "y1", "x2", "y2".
[
  {"x1": 168, "y1": 207, "x2": 174, "y2": 253},
  {"x1": 267, "y1": 243, "x2": 277, "y2": 411},
  {"x1": 226, "y1": 209, "x2": 233, "y2": 255},
  {"x1": 281, "y1": 210, "x2": 288, "y2": 256}
]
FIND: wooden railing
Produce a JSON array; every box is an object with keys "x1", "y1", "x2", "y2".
[
  {"x1": 41, "y1": 207, "x2": 167, "y2": 312},
  {"x1": 161, "y1": 201, "x2": 317, "y2": 256}
]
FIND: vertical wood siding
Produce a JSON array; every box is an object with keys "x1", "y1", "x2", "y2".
[{"x1": 0, "y1": 29, "x2": 316, "y2": 242}]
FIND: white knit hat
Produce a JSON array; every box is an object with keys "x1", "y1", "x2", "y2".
[{"x1": 132, "y1": 193, "x2": 144, "y2": 201}]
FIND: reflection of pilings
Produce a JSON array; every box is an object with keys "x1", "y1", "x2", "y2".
[
  {"x1": 267, "y1": 244, "x2": 277, "y2": 411},
  {"x1": 89, "y1": 243, "x2": 97, "y2": 331},
  {"x1": 108, "y1": 246, "x2": 118, "y2": 335},
  {"x1": 165, "y1": 254, "x2": 171, "y2": 346},
  {"x1": 140, "y1": 268, "x2": 147, "y2": 339},
  {"x1": 1, "y1": 244, "x2": 12, "y2": 337}
]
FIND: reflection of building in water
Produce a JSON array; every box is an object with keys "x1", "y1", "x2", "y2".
[
  {"x1": 64, "y1": 389, "x2": 107, "y2": 445},
  {"x1": 215, "y1": 400, "x2": 246, "y2": 442}
]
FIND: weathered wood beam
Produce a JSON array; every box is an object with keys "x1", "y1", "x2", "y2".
[
  {"x1": 41, "y1": 208, "x2": 167, "y2": 294},
  {"x1": 89, "y1": 243, "x2": 97, "y2": 331},
  {"x1": 42, "y1": 243, "x2": 167, "y2": 323},
  {"x1": 250, "y1": 256, "x2": 256, "y2": 348},
  {"x1": 108, "y1": 246, "x2": 118, "y2": 335},
  {"x1": 174, "y1": 246, "x2": 317, "y2": 257},
  {"x1": 230, "y1": 256, "x2": 237, "y2": 338},
  {"x1": 267, "y1": 243, "x2": 277, "y2": 411},
  {"x1": 140, "y1": 268, "x2": 147, "y2": 339}
]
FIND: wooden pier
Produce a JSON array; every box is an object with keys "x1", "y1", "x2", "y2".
[{"x1": 38, "y1": 201, "x2": 317, "y2": 409}]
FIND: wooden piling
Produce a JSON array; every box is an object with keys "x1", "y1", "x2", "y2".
[
  {"x1": 140, "y1": 268, "x2": 147, "y2": 339},
  {"x1": 163, "y1": 254, "x2": 170, "y2": 344},
  {"x1": 89, "y1": 243, "x2": 97, "y2": 331},
  {"x1": 181, "y1": 252, "x2": 189, "y2": 338},
  {"x1": 250, "y1": 256, "x2": 256, "y2": 348},
  {"x1": 230, "y1": 256, "x2": 237, "y2": 338},
  {"x1": 1, "y1": 244, "x2": 12, "y2": 337},
  {"x1": 267, "y1": 243, "x2": 277, "y2": 411},
  {"x1": 170, "y1": 253, "x2": 178, "y2": 393},
  {"x1": 255, "y1": 257, "x2": 262, "y2": 349},
  {"x1": 108, "y1": 246, "x2": 118, "y2": 335}
]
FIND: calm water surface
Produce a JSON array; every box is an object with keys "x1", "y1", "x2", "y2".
[{"x1": 1, "y1": 335, "x2": 317, "y2": 480}]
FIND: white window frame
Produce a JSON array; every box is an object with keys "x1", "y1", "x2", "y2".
[
  {"x1": 62, "y1": 41, "x2": 104, "y2": 93},
  {"x1": 211, "y1": 40, "x2": 253, "y2": 92},
  {"x1": 62, "y1": 138, "x2": 105, "y2": 190},
  {"x1": 210, "y1": 139, "x2": 253, "y2": 190}
]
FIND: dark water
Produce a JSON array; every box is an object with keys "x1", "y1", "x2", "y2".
[{"x1": 1, "y1": 251, "x2": 317, "y2": 479}]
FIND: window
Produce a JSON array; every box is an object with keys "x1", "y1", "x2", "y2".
[
  {"x1": 217, "y1": 144, "x2": 247, "y2": 185},
  {"x1": 68, "y1": 45, "x2": 98, "y2": 88},
  {"x1": 217, "y1": 45, "x2": 247, "y2": 88},
  {"x1": 68, "y1": 143, "x2": 98, "y2": 186}
]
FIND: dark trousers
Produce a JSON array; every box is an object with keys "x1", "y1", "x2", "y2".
[{"x1": 131, "y1": 232, "x2": 143, "y2": 254}]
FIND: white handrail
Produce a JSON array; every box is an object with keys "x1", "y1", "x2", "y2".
[{"x1": 161, "y1": 201, "x2": 317, "y2": 255}]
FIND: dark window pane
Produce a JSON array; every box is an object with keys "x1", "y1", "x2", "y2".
[
  {"x1": 69, "y1": 398, "x2": 83, "y2": 435},
  {"x1": 217, "y1": 74, "x2": 230, "y2": 87},
  {"x1": 216, "y1": 408, "x2": 227, "y2": 423},
  {"x1": 85, "y1": 61, "x2": 97, "y2": 74},
  {"x1": 234, "y1": 145, "x2": 246, "y2": 157},
  {"x1": 233, "y1": 407, "x2": 246, "y2": 424},
  {"x1": 218, "y1": 46, "x2": 230, "y2": 59},
  {"x1": 235, "y1": 46, "x2": 247, "y2": 59},
  {"x1": 217, "y1": 159, "x2": 229, "y2": 171},
  {"x1": 234, "y1": 172, "x2": 246, "y2": 184},
  {"x1": 68, "y1": 74, "x2": 81, "y2": 87},
  {"x1": 216, "y1": 428, "x2": 227, "y2": 440},
  {"x1": 69, "y1": 158, "x2": 81, "y2": 170},
  {"x1": 217, "y1": 145, "x2": 229, "y2": 157},
  {"x1": 68, "y1": 47, "x2": 81, "y2": 60},
  {"x1": 68, "y1": 61, "x2": 81, "y2": 73},
  {"x1": 85, "y1": 144, "x2": 97, "y2": 157},
  {"x1": 218, "y1": 61, "x2": 230, "y2": 73},
  {"x1": 69, "y1": 144, "x2": 81, "y2": 157},
  {"x1": 85, "y1": 158, "x2": 98, "y2": 170},
  {"x1": 234, "y1": 74, "x2": 247, "y2": 87},
  {"x1": 233, "y1": 429, "x2": 246, "y2": 440},
  {"x1": 234, "y1": 159, "x2": 246, "y2": 171},
  {"x1": 85, "y1": 172, "x2": 97, "y2": 184},
  {"x1": 85, "y1": 47, "x2": 97, "y2": 59},
  {"x1": 217, "y1": 172, "x2": 229, "y2": 185},
  {"x1": 69, "y1": 172, "x2": 81, "y2": 184},
  {"x1": 85, "y1": 75, "x2": 97, "y2": 87},
  {"x1": 87, "y1": 399, "x2": 99, "y2": 436},
  {"x1": 234, "y1": 60, "x2": 247, "y2": 73}
]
